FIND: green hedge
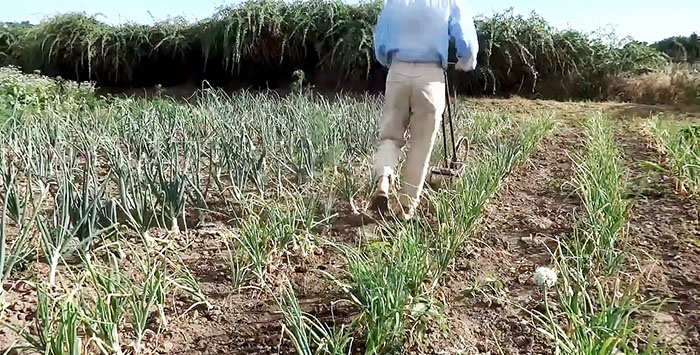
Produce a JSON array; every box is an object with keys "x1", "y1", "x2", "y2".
[{"x1": 0, "y1": 0, "x2": 669, "y2": 99}]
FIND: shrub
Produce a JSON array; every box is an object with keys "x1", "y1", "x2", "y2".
[
  {"x1": 605, "y1": 64, "x2": 700, "y2": 105},
  {"x1": 0, "y1": 65, "x2": 96, "y2": 116},
  {"x1": 0, "y1": 0, "x2": 672, "y2": 100}
]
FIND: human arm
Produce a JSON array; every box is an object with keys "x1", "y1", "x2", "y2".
[
  {"x1": 448, "y1": 0, "x2": 479, "y2": 71},
  {"x1": 374, "y1": 8, "x2": 390, "y2": 68}
]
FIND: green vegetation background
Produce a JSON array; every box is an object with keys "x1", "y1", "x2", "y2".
[{"x1": 1, "y1": 0, "x2": 698, "y2": 100}]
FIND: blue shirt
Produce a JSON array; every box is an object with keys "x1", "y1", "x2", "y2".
[{"x1": 373, "y1": 0, "x2": 479, "y2": 70}]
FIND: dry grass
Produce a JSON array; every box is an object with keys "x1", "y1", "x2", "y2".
[{"x1": 606, "y1": 64, "x2": 700, "y2": 105}]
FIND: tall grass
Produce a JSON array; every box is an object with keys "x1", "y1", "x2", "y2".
[
  {"x1": 606, "y1": 63, "x2": 700, "y2": 105},
  {"x1": 0, "y1": 0, "x2": 669, "y2": 99},
  {"x1": 0, "y1": 22, "x2": 30, "y2": 67}
]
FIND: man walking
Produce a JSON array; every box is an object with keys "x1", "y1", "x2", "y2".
[{"x1": 371, "y1": 0, "x2": 479, "y2": 220}]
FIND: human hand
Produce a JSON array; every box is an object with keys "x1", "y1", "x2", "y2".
[{"x1": 455, "y1": 56, "x2": 477, "y2": 72}]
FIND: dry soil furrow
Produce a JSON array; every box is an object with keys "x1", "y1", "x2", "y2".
[
  {"x1": 617, "y1": 122, "x2": 700, "y2": 354},
  {"x1": 407, "y1": 119, "x2": 581, "y2": 354},
  {"x1": 164, "y1": 224, "x2": 352, "y2": 355}
]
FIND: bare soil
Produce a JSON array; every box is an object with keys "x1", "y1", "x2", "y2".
[
  {"x1": 618, "y1": 119, "x2": 700, "y2": 354},
  {"x1": 403, "y1": 116, "x2": 581, "y2": 355}
]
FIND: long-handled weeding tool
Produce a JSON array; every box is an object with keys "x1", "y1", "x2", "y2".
[{"x1": 426, "y1": 66, "x2": 469, "y2": 189}]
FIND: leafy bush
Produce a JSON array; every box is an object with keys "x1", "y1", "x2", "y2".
[
  {"x1": 0, "y1": 0, "x2": 673, "y2": 100},
  {"x1": 0, "y1": 65, "x2": 96, "y2": 118},
  {"x1": 0, "y1": 22, "x2": 30, "y2": 67},
  {"x1": 652, "y1": 33, "x2": 700, "y2": 64}
]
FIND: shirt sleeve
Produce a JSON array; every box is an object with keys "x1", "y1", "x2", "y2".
[
  {"x1": 448, "y1": 0, "x2": 479, "y2": 67},
  {"x1": 373, "y1": 9, "x2": 389, "y2": 67}
]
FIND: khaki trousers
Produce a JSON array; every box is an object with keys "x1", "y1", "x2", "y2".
[{"x1": 373, "y1": 60, "x2": 446, "y2": 213}]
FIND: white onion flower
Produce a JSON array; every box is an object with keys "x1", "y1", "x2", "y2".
[{"x1": 534, "y1": 266, "x2": 558, "y2": 288}]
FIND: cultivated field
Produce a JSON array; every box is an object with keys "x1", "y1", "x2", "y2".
[{"x1": 0, "y1": 64, "x2": 699, "y2": 355}]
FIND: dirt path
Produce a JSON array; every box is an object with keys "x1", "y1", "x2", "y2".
[
  {"x1": 406, "y1": 118, "x2": 581, "y2": 354},
  {"x1": 617, "y1": 121, "x2": 700, "y2": 354}
]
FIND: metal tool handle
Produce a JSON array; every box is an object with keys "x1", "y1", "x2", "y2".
[{"x1": 442, "y1": 69, "x2": 457, "y2": 165}]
